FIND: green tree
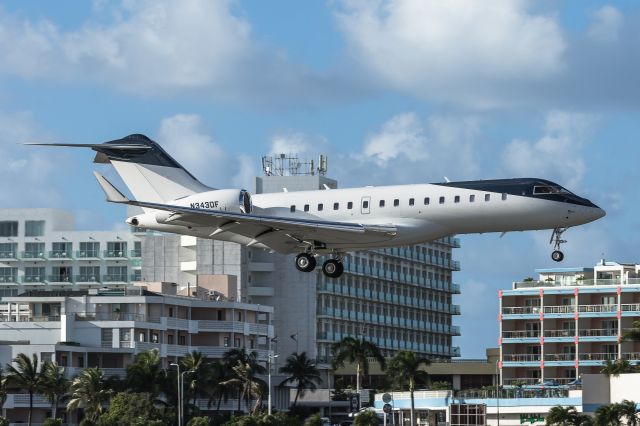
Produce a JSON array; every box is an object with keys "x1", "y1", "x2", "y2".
[
  {"x1": 354, "y1": 409, "x2": 379, "y2": 426},
  {"x1": 67, "y1": 368, "x2": 112, "y2": 423},
  {"x1": 205, "y1": 360, "x2": 233, "y2": 413},
  {"x1": 41, "y1": 361, "x2": 69, "y2": 420},
  {"x1": 304, "y1": 413, "x2": 324, "y2": 426},
  {"x1": 546, "y1": 405, "x2": 580, "y2": 425},
  {"x1": 595, "y1": 403, "x2": 624, "y2": 426},
  {"x1": 0, "y1": 368, "x2": 7, "y2": 412},
  {"x1": 331, "y1": 337, "x2": 386, "y2": 396},
  {"x1": 222, "y1": 349, "x2": 266, "y2": 413},
  {"x1": 181, "y1": 350, "x2": 210, "y2": 417},
  {"x1": 221, "y1": 361, "x2": 266, "y2": 414},
  {"x1": 126, "y1": 349, "x2": 166, "y2": 399},
  {"x1": 5, "y1": 353, "x2": 46, "y2": 426},
  {"x1": 619, "y1": 399, "x2": 639, "y2": 426},
  {"x1": 186, "y1": 417, "x2": 210, "y2": 426},
  {"x1": 96, "y1": 392, "x2": 169, "y2": 426},
  {"x1": 622, "y1": 321, "x2": 640, "y2": 342},
  {"x1": 601, "y1": 359, "x2": 636, "y2": 376},
  {"x1": 386, "y1": 350, "x2": 430, "y2": 426},
  {"x1": 279, "y1": 352, "x2": 322, "y2": 408}
]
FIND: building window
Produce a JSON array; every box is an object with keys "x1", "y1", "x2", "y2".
[
  {"x1": 424, "y1": 197, "x2": 430, "y2": 205},
  {"x1": 469, "y1": 194, "x2": 475, "y2": 202},
  {"x1": 0, "y1": 267, "x2": 17, "y2": 283},
  {"x1": 502, "y1": 193, "x2": 508, "y2": 200},
  {"x1": 217, "y1": 310, "x2": 224, "y2": 320},
  {"x1": 485, "y1": 194, "x2": 491, "y2": 202},
  {"x1": 379, "y1": 200, "x2": 385, "y2": 207},
  {"x1": 304, "y1": 204, "x2": 309, "y2": 212},
  {"x1": 394, "y1": 199, "x2": 399, "y2": 207},
  {"x1": 0, "y1": 243, "x2": 17, "y2": 259},
  {"x1": 347, "y1": 201, "x2": 353, "y2": 209},
  {"x1": 25, "y1": 220, "x2": 45, "y2": 237},
  {"x1": 333, "y1": 202, "x2": 339, "y2": 210},
  {"x1": 24, "y1": 267, "x2": 45, "y2": 283},
  {"x1": 454, "y1": 196, "x2": 460, "y2": 203},
  {"x1": 318, "y1": 203, "x2": 323, "y2": 211},
  {"x1": 106, "y1": 241, "x2": 127, "y2": 257},
  {"x1": 290, "y1": 205, "x2": 295, "y2": 213},
  {"x1": 51, "y1": 242, "x2": 72, "y2": 258},
  {"x1": 439, "y1": 196, "x2": 445, "y2": 204},
  {"x1": 79, "y1": 266, "x2": 99, "y2": 282},
  {"x1": 79, "y1": 242, "x2": 99, "y2": 258},
  {"x1": 179, "y1": 335, "x2": 186, "y2": 345},
  {"x1": 0, "y1": 221, "x2": 18, "y2": 237},
  {"x1": 106, "y1": 266, "x2": 127, "y2": 282},
  {"x1": 409, "y1": 198, "x2": 415, "y2": 206},
  {"x1": 24, "y1": 242, "x2": 45, "y2": 258}
]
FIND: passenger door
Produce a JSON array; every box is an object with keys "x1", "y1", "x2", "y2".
[{"x1": 361, "y1": 196, "x2": 371, "y2": 214}]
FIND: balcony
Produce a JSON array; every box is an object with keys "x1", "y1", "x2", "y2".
[
  {"x1": 578, "y1": 304, "x2": 617, "y2": 314},
  {"x1": 577, "y1": 353, "x2": 617, "y2": 361},
  {"x1": 102, "y1": 274, "x2": 129, "y2": 283},
  {"x1": 75, "y1": 312, "x2": 147, "y2": 322},
  {"x1": 130, "y1": 249, "x2": 142, "y2": 258},
  {"x1": 543, "y1": 353, "x2": 575, "y2": 362},
  {"x1": 47, "y1": 275, "x2": 73, "y2": 284},
  {"x1": 20, "y1": 251, "x2": 46, "y2": 260},
  {"x1": 514, "y1": 278, "x2": 640, "y2": 289},
  {"x1": 502, "y1": 330, "x2": 540, "y2": 339},
  {"x1": 0, "y1": 252, "x2": 18, "y2": 261},
  {"x1": 502, "y1": 306, "x2": 541, "y2": 315},
  {"x1": 74, "y1": 275, "x2": 100, "y2": 284},
  {"x1": 578, "y1": 328, "x2": 617, "y2": 338},
  {"x1": 0, "y1": 275, "x2": 18, "y2": 284},
  {"x1": 544, "y1": 329, "x2": 575, "y2": 338},
  {"x1": 503, "y1": 354, "x2": 541, "y2": 362},
  {"x1": 544, "y1": 305, "x2": 575, "y2": 314},
  {"x1": 22, "y1": 276, "x2": 45, "y2": 285},
  {"x1": 103, "y1": 250, "x2": 127, "y2": 259},
  {"x1": 622, "y1": 303, "x2": 640, "y2": 313},
  {"x1": 76, "y1": 250, "x2": 100, "y2": 259},
  {"x1": 48, "y1": 250, "x2": 72, "y2": 260}
]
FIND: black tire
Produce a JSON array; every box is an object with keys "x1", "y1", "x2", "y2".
[
  {"x1": 295, "y1": 253, "x2": 316, "y2": 272},
  {"x1": 322, "y1": 259, "x2": 344, "y2": 278},
  {"x1": 551, "y1": 250, "x2": 564, "y2": 262}
]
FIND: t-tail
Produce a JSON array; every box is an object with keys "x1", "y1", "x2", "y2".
[{"x1": 26, "y1": 134, "x2": 211, "y2": 205}]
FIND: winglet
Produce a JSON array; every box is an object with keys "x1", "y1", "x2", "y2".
[{"x1": 93, "y1": 171, "x2": 129, "y2": 203}]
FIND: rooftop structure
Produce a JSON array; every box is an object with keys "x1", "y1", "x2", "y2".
[{"x1": 499, "y1": 260, "x2": 640, "y2": 386}]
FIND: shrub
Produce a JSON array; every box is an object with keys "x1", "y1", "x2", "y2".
[
  {"x1": 187, "y1": 417, "x2": 211, "y2": 426},
  {"x1": 43, "y1": 420, "x2": 63, "y2": 426}
]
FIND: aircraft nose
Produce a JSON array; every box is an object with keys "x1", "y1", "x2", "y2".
[{"x1": 594, "y1": 207, "x2": 606, "y2": 220}]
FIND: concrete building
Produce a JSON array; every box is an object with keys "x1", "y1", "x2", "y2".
[
  {"x1": 500, "y1": 260, "x2": 640, "y2": 386},
  {"x1": 0, "y1": 208, "x2": 142, "y2": 295},
  {"x1": 0, "y1": 281, "x2": 274, "y2": 423},
  {"x1": 141, "y1": 155, "x2": 462, "y2": 369}
]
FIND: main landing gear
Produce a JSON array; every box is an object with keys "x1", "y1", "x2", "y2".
[
  {"x1": 550, "y1": 227, "x2": 567, "y2": 262},
  {"x1": 295, "y1": 252, "x2": 344, "y2": 278}
]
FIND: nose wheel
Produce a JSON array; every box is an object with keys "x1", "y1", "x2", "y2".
[{"x1": 550, "y1": 227, "x2": 567, "y2": 262}]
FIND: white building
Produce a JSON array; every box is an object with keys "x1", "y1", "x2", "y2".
[{"x1": 0, "y1": 208, "x2": 142, "y2": 295}]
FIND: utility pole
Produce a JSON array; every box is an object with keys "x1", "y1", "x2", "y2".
[
  {"x1": 268, "y1": 354, "x2": 278, "y2": 415},
  {"x1": 170, "y1": 363, "x2": 182, "y2": 426}
]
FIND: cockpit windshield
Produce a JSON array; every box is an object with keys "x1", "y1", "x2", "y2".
[{"x1": 533, "y1": 185, "x2": 573, "y2": 195}]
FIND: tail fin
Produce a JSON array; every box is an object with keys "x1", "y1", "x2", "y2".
[{"x1": 30, "y1": 134, "x2": 211, "y2": 202}]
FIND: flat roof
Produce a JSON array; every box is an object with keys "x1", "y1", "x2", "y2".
[{"x1": 534, "y1": 267, "x2": 593, "y2": 273}]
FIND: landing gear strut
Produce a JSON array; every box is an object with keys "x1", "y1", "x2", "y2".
[{"x1": 550, "y1": 227, "x2": 567, "y2": 262}]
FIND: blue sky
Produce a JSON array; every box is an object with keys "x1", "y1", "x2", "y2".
[{"x1": 1, "y1": 0, "x2": 639, "y2": 357}]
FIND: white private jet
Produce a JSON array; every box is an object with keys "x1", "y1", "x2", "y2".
[{"x1": 30, "y1": 134, "x2": 605, "y2": 278}]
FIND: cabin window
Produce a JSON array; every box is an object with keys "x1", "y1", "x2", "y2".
[
  {"x1": 439, "y1": 196, "x2": 445, "y2": 204},
  {"x1": 485, "y1": 194, "x2": 491, "y2": 202},
  {"x1": 334, "y1": 202, "x2": 339, "y2": 210},
  {"x1": 454, "y1": 196, "x2": 460, "y2": 203},
  {"x1": 290, "y1": 205, "x2": 295, "y2": 213},
  {"x1": 424, "y1": 197, "x2": 430, "y2": 205},
  {"x1": 394, "y1": 199, "x2": 399, "y2": 207},
  {"x1": 347, "y1": 202, "x2": 353, "y2": 209},
  {"x1": 304, "y1": 204, "x2": 309, "y2": 212},
  {"x1": 363, "y1": 201, "x2": 369, "y2": 209},
  {"x1": 409, "y1": 198, "x2": 415, "y2": 206},
  {"x1": 469, "y1": 195, "x2": 475, "y2": 202},
  {"x1": 502, "y1": 193, "x2": 508, "y2": 201},
  {"x1": 379, "y1": 200, "x2": 385, "y2": 207},
  {"x1": 318, "y1": 203, "x2": 324, "y2": 211}
]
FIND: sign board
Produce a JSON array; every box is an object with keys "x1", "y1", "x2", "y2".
[
  {"x1": 359, "y1": 389, "x2": 370, "y2": 403},
  {"x1": 382, "y1": 393, "x2": 392, "y2": 403},
  {"x1": 383, "y1": 403, "x2": 393, "y2": 414},
  {"x1": 349, "y1": 394, "x2": 360, "y2": 412}
]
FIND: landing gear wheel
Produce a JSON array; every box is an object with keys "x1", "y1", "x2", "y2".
[
  {"x1": 322, "y1": 259, "x2": 344, "y2": 278},
  {"x1": 551, "y1": 250, "x2": 564, "y2": 262},
  {"x1": 295, "y1": 253, "x2": 316, "y2": 272}
]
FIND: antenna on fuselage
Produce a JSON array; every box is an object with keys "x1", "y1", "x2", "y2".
[{"x1": 444, "y1": 176, "x2": 451, "y2": 183}]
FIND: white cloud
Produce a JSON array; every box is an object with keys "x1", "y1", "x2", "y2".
[
  {"x1": 232, "y1": 154, "x2": 256, "y2": 190},
  {"x1": 501, "y1": 111, "x2": 595, "y2": 190},
  {"x1": 335, "y1": 0, "x2": 566, "y2": 108},
  {"x1": 363, "y1": 112, "x2": 428, "y2": 165},
  {"x1": 269, "y1": 132, "x2": 315, "y2": 157},
  {"x1": 588, "y1": 6, "x2": 623, "y2": 43}
]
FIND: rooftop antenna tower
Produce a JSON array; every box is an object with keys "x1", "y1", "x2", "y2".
[{"x1": 261, "y1": 154, "x2": 328, "y2": 176}]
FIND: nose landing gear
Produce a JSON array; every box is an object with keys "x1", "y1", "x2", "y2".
[{"x1": 550, "y1": 227, "x2": 567, "y2": 262}]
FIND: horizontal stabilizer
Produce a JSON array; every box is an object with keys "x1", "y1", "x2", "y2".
[
  {"x1": 24, "y1": 142, "x2": 150, "y2": 150},
  {"x1": 93, "y1": 172, "x2": 129, "y2": 203}
]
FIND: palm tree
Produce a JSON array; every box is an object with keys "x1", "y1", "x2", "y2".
[
  {"x1": 622, "y1": 321, "x2": 640, "y2": 341},
  {"x1": 67, "y1": 367, "x2": 112, "y2": 423},
  {"x1": 5, "y1": 353, "x2": 46, "y2": 426},
  {"x1": 619, "y1": 399, "x2": 639, "y2": 426},
  {"x1": 181, "y1": 350, "x2": 210, "y2": 416},
  {"x1": 595, "y1": 403, "x2": 624, "y2": 426},
  {"x1": 126, "y1": 349, "x2": 165, "y2": 398},
  {"x1": 221, "y1": 361, "x2": 266, "y2": 414},
  {"x1": 279, "y1": 352, "x2": 323, "y2": 408},
  {"x1": 205, "y1": 360, "x2": 233, "y2": 413},
  {"x1": 222, "y1": 349, "x2": 266, "y2": 413},
  {"x1": 386, "y1": 350, "x2": 430, "y2": 426},
  {"x1": 331, "y1": 337, "x2": 386, "y2": 396},
  {"x1": 41, "y1": 361, "x2": 69, "y2": 420},
  {"x1": 0, "y1": 367, "x2": 8, "y2": 413},
  {"x1": 546, "y1": 405, "x2": 580, "y2": 425},
  {"x1": 601, "y1": 359, "x2": 636, "y2": 376}
]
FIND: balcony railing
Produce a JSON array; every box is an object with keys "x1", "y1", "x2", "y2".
[
  {"x1": 47, "y1": 275, "x2": 73, "y2": 283},
  {"x1": 502, "y1": 306, "x2": 540, "y2": 315},
  {"x1": 544, "y1": 329, "x2": 575, "y2": 338},
  {"x1": 103, "y1": 250, "x2": 127, "y2": 258},
  {"x1": 514, "y1": 278, "x2": 637, "y2": 289},
  {"x1": 577, "y1": 353, "x2": 617, "y2": 361},
  {"x1": 622, "y1": 353, "x2": 640, "y2": 360},
  {"x1": 544, "y1": 353, "x2": 575, "y2": 361},
  {"x1": 74, "y1": 275, "x2": 100, "y2": 283},
  {"x1": 503, "y1": 330, "x2": 540, "y2": 339},
  {"x1": 503, "y1": 354, "x2": 541, "y2": 362},
  {"x1": 578, "y1": 328, "x2": 617, "y2": 337},
  {"x1": 544, "y1": 305, "x2": 575, "y2": 314},
  {"x1": 0, "y1": 252, "x2": 17, "y2": 260},
  {"x1": 102, "y1": 274, "x2": 128, "y2": 283},
  {"x1": 622, "y1": 304, "x2": 640, "y2": 312},
  {"x1": 20, "y1": 251, "x2": 46, "y2": 260},
  {"x1": 130, "y1": 249, "x2": 142, "y2": 258},
  {"x1": 48, "y1": 250, "x2": 72, "y2": 259},
  {"x1": 76, "y1": 250, "x2": 100, "y2": 258},
  {"x1": 22, "y1": 276, "x2": 45, "y2": 284},
  {"x1": 0, "y1": 315, "x2": 60, "y2": 322},
  {"x1": 0, "y1": 276, "x2": 18, "y2": 284},
  {"x1": 578, "y1": 304, "x2": 617, "y2": 313},
  {"x1": 75, "y1": 312, "x2": 146, "y2": 322}
]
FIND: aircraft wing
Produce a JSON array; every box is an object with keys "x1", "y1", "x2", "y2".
[{"x1": 94, "y1": 172, "x2": 397, "y2": 253}]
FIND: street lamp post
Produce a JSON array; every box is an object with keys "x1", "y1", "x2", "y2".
[
  {"x1": 181, "y1": 369, "x2": 195, "y2": 424},
  {"x1": 268, "y1": 354, "x2": 278, "y2": 415},
  {"x1": 170, "y1": 363, "x2": 182, "y2": 426}
]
